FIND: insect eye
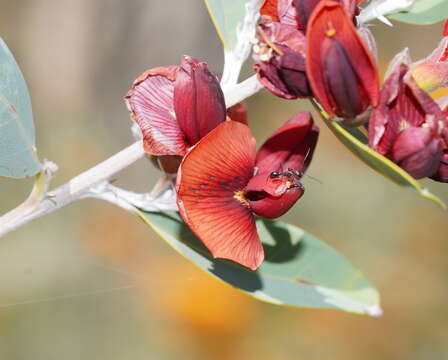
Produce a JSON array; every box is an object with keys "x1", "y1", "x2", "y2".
[{"x1": 269, "y1": 171, "x2": 280, "y2": 178}]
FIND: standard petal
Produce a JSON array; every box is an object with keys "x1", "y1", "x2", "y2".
[
  {"x1": 125, "y1": 66, "x2": 187, "y2": 156},
  {"x1": 174, "y1": 56, "x2": 226, "y2": 147},
  {"x1": 255, "y1": 112, "x2": 319, "y2": 174},
  {"x1": 306, "y1": 1, "x2": 379, "y2": 119},
  {"x1": 176, "y1": 121, "x2": 264, "y2": 270}
]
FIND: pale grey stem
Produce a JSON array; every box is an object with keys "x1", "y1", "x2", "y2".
[
  {"x1": 357, "y1": 0, "x2": 415, "y2": 25},
  {"x1": 82, "y1": 181, "x2": 178, "y2": 213},
  {"x1": 221, "y1": 0, "x2": 262, "y2": 88},
  {"x1": 225, "y1": 74, "x2": 263, "y2": 108},
  {"x1": 0, "y1": 76, "x2": 263, "y2": 238},
  {"x1": 0, "y1": 141, "x2": 145, "y2": 237}
]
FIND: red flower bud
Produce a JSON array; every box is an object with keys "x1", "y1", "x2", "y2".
[
  {"x1": 391, "y1": 127, "x2": 443, "y2": 179},
  {"x1": 176, "y1": 113, "x2": 319, "y2": 270},
  {"x1": 306, "y1": 1, "x2": 379, "y2": 123},
  {"x1": 253, "y1": 22, "x2": 311, "y2": 99},
  {"x1": 369, "y1": 57, "x2": 446, "y2": 180},
  {"x1": 174, "y1": 56, "x2": 226, "y2": 146},
  {"x1": 125, "y1": 56, "x2": 226, "y2": 158}
]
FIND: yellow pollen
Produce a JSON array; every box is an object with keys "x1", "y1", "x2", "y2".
[
  {"x1": 399, "y1": 120, "x2": 410, "y2": 132},
  {"x1": 326, "y1": 29, "x2": 336, "y2": 37},
  {"x1": 234, "y1": 190, "x2": 250, "y2": 207},
  {"x1": 286, "y1": 181, "x2": 293, "y2": 189}
]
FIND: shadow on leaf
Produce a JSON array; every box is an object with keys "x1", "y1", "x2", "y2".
[{"x1": 261, "y1": 219, "x2": 303, "y2": 264}]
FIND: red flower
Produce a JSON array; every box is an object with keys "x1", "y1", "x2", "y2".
[
  {"x1": 369, "y1": 55, "x2": 446, "y2": 180},
  {"x1": 260, "y1": 0, "x2": 299, "y2": 28},
  {"x1": 176, "y1": 113, "x2": 319, "y2": 270},
  {"x1": 125, "y1": 56, "x2": 226, "y2": 157},
  {"x1": 253, "y1": 21, "x2": 311, "y2": 99},
  {"x1": 260, "y1": 0, "x2": 360, "y2": 32},
  {"x1": 306, "y1": 1, "x2": 379, "y2": 124}
]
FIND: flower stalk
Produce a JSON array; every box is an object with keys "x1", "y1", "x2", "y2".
[{"x1": 0, "y1": 75, "x2": 263, "y2": 239}]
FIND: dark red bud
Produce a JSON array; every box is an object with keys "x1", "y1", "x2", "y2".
[
  {"x1": 321, "y1": 37, "x2": 370, "y2": 119},
  {"x1": 392, "y1": 127, "x2": 443, "y2": 179},
  {"x1": 174, "y1": 56, "x2": 226, "y2": 147},
  {"x1": 254, "y1": 22, "x2": 310, "y2": 99},
  {"x1": 306, "y1": 1, "x2": 379, "y2": 121}
]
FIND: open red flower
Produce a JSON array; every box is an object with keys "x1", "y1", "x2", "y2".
[
  {"x1": 125, "y1": 56, "x2": 226, "y2": 157},
  {"x1": 176, "y1": 113, "x2": 319, "y2": 270},
  {"x1": 369, "y1": 54, "x2": 446, "y2": 180},
  {"x1": 306, "y1": 1, "x2": 379, "y2": 124}
]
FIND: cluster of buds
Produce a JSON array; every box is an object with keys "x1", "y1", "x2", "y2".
[
  {"x1": 254, "y1": 0, "x2": 448, "y2": 182},
  {"x1": 126, "y1": 56, "x2": 319, "y2": 270}
]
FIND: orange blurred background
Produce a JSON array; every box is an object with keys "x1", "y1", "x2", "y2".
[{"x1": 0, "y1": 1, "x2": 447, "y2": 359}]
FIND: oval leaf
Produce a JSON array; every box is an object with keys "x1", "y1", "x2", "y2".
[
  {"x1": 0, "y1": 38, "x2": 40, "y2": 179},
  {"x1": 204, "y1": 0, "x2": 255, "y2": 50},
  {"x1": 388, "y1": 0, "x2": 448, "y2": 25},
  {"x1": 324, "y1": 118, "x2": 446, "y2": 209},
  {"x1": 138, "y1": 210, "x2": 381, "y2": 316}
]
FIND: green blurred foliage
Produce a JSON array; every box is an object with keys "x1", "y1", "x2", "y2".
[{"x1": 0, "y1": 1, "x2": 447, "y2": 360}]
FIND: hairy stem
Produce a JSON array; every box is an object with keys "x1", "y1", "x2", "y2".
[{"x1": 0, "y1": 75, "x2": 263, "y2": 238}]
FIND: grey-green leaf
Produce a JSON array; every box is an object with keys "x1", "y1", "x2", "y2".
[
  {"x1": 324, "y1": 118, "x2": 446, "y2": 209},
  {"x1": 138, "y1": 210, "x2": 381, "y2": 316},
  {"x1": 0, "y1": 38, "x2": 40, "y2": 179},
  {"x1": 388, "y1": 0, "x2": 448, "y2": 25}
]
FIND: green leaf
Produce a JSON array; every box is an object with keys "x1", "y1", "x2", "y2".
[
  {"x1": 324, "y1": 118, "x2": 446, "y2": 209},
  {"x1": 204, "y1": 0, "x2": 252, "y2": 50},
  {"x1": 0, "y1": 38, "x2": 40, "y2": 179},
  {"x1": 138, "y1": 210, "x2": 381, "y2": 316},
  {"x1": 388, "y1": 0, "x2": 448, "y2": 25}
]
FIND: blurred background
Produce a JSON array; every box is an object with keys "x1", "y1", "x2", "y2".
[{"x1": 0, "y1": 1, "x2": 447, "y2": 359}]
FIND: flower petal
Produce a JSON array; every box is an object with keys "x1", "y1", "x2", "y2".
[
  {"x1": 255, "y1": 112, "x2": 319, "y2": 174},
  {"x1": 369, "y1": 61, "x2": 445, "y2": 156},
  {"x1": 174, "y1": 56, "x2": 226, "y2": 147},
  {"x1": 125, "y1": 66, "x2": 187, "y2": 156},
  {"x1": 260, "y1": 0, "x2": 280, "y2": 21},
  {"x1": 392, "y1": 127, "x2": 443, "y2": 179},
  {"x1": 176, "y1": 121, "x2": 264, "y2": 270},
  {"x1": 306, "y1": 1, "x2": 379, "y2": 119},
  {"x1": 227, "y1": 103, "x2": 248, "y2": 125},
  {"x1": 249, "y1": 187, "x2": 303, "y2": 218},
  {"x1": 411, "y1": 38, "x2": 448, "y2": 92}
]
